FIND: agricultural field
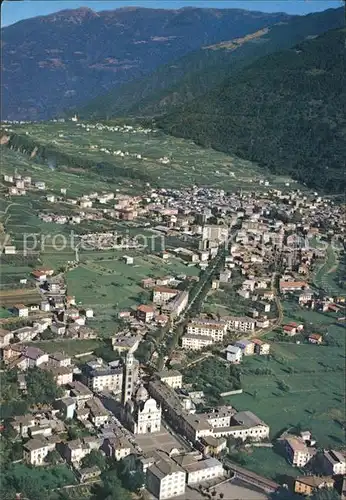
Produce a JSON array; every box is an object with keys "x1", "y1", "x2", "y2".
[
  {"x1": 0, "y1": 287, "x2": 41, "y2": 307},
  {"x1": 313, "y1": 244, "x2": 345, "y2": 296},
  {"x1": 26, "y1": 338, "x2": 103, "y2": 357},
  {"x1": 228, "y1": 322, "x2": 345, "y2": 449},
  {"x1": 3, "y1": 120, "x2": 298, "y2": 192},
  {"x1": 65, "y1": 250, "x2": 200, "y2": 318},
  {"x1": 229, "y1": 447, "x2": 300, "y2": 482}
]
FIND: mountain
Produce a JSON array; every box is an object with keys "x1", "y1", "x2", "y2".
[
  {"x1": 157, "y1": 28, "x2": 346, "y2": 194},
  {"x1": 79, "y1": 7, "x2": 345, "y2": 119},
  {"x1": 2, "y1": 6, "x2": 291, "y2": 121}
]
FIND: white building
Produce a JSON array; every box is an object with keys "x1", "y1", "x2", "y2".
[
  {"x1": 186, "y1": 320, "x2": 227, "y2": 342},
  {"x1": 156, "y1": 370, "x2": 183, "y2": 389},
  {"x1": 226, "y1": 345, "x2": 243, "y2": 364},
  {"x1": 124, "y1": 385, "x2": 161, "y2": 435},
  {"x1": 181, "y1": 334, "x2": 213, "y2": 351},
  {"x1": 23, "y1": 438, "x2": 53, "y2": 465},
  {"x1": 284, "y1": 436, "x2": 315, "y2": 467},
  {"x1": 184, "y1": 457, "x2": 224, "y2": 485},
  {"x1": 147, "y1": 451, "x2": 186, "y2": 500},
  {"x1": 320, "y1": 450, "x2": 346, "y2": 476},
  {"x1": 14, "y1": 304, "x2": 29, "y2": 317}
]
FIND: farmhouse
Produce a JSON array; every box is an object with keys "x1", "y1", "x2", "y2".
[
  {"x1": 308, "y1": 333, "x2": 323, "y2": 344},
  {"x1": 14, "y1": 304, "x2": 29, "y2": 317}
]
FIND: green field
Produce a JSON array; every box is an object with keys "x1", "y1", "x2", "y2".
[
  {"x1": 313, "y1": 245, "x2": 345, "y2": 296},
  {"x1": 26, "y1": 339, "x2": 103, "y2": 356},
  {"x1": 228, "y1": 323, "x2": 345, "y2": 448},
  {"x1": 66, "y1": 250, "x2": 199, "y2": 312},
  {"x1": 232, "y1": 447, "x2": 300, "y2": 482}
]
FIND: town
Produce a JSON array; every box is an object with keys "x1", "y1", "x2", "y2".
[{"x1": 1, "y1": 122, "x2": 345, "y2": 500}]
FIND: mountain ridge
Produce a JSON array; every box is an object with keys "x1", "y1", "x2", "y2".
[
  {"x1": 78, "y1": 7, "x2": 344, "y2": 120},
  {"x1": 2, "y1": 6, "x2": 291, "y2": 120}
]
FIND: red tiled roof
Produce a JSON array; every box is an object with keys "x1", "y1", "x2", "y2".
[{"x1": 137, "y1": 304, "x2": 154, "y2": 313}]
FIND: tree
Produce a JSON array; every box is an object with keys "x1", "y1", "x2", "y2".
[
  {"x1": 26, "y1": 368, "x2": 63, "y2": 406},
  {"x1": 81, "y1": 450, "x2": 107, "y2": 471},
  {"x1": 117, "y1": 454, "x2": 145, "y2": 492},
  {"x1": 46, "y1": 450, "x2": 61, "y2": 465},
  {"x1": 95, "y1": 469, "x2": 132, "y2": 500},
  {"x1": 311, "y1": 489, "x2": 341, "y2": 500}
]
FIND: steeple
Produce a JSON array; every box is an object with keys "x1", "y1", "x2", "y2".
[{"x1": 121, "y1": 351, "x2": 138, "y2": 404}]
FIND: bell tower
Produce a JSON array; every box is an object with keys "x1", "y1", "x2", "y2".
[{"x1": 122, "y1": 351, "x2": 138, "y2": 404}]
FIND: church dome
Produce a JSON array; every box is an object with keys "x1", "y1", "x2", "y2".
[{"x1": 135, "y1": 384, "x2": 149, "y2": 402}]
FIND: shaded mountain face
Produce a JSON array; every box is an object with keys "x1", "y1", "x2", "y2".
[
  {"x1": 2, "y1": 6, "x2": 291, "y2": 120},
  {"x1": 157, "y1": 28, "x2": 346, "y2": 194},
  {"x1": 78, "y1": 7, "x2": 344, "y2": 120}
]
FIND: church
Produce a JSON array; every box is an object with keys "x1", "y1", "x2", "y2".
[{"x1": 121, "y1": 351, "x2": 162, "y2": 435}]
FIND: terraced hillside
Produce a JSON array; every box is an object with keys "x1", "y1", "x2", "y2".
[{"x1": 1, "y1": 120, "x2": 297, "y2": 192}]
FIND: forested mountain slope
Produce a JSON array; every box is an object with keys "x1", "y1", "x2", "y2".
[{"x1": 157, "y1": 28, "x2": 346, "y2": 194}]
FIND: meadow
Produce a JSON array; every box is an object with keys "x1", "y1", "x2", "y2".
[
  {"x1": 66, "y1": 250, "x2": 199, "y2": 310},
  {"x1": 26, "y1": 338, "x2": 103, "y2": 357},
  {"x1": 228, "y1": 323, "x2": 345, "y2": 449}
]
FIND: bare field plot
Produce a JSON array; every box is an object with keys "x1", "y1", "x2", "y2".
[{"x1": 0, "y1": 288, "x2": 41, "y2": 306}]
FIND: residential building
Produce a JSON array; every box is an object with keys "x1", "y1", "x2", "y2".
[
  {"x1": 112, "y1": 333, "x2": 141, "y2": 354},
  {"x1": 253, "y1": 339, "x2": 270, "y2": 355},
  {"x1": 152, "y1": 286, "x2": 178, "y2": 305},
  {"x1": 23, "y1": 438, "x2": 52, "y2": 465},
  {"x1": 77, "y1": 466, "x2": 102, "y2": 483},
  {"x1": 284, "y1": 435, "x2": 316, "y2": 467},
  {"x1": 82, "y1": 359, "x2": 123, "y2": 392},
  {"x1": 14, "y1": 304, "x2": 29, "y2": 317},
  {"x1": 137, "y1": 304, "x2": 155, "y2": 323},
  {"x1": 184, "y1": 457, "x2": 224, "y2": 485},
  {"x1": 41, "y1": 364, "x2": 73, "y2": 386},
  {"x1": 186, "y1": 320, "x2": 227, "y2": 342},
  {"x1": 21, "y1": 347, "x2": 49, "y2": 368},
  {"x1": 55, "y1": 397, "x2": 76, "y2": 420},
  {"x1": 200, "y1": 436, "x2": 227, "y2": 457},
  {"x1": 226, "y1": 345, "x2": 243, "y2": 364},
  {"x1": 102, "y1": 437, "x2": 132, "y2": 461},
  {"x1": 86, "y1": 398, "x2": 109, "y2": 427},
  {"x1": 146, "y1": 450, "x2": 186, "y2": 500},
  {"x1": 234, "y1": 339, "x2": 255, "y2": 356},
  {"x1": 156, "y1": 370, "x2": 183, "y2": 389},
  {"x1": 320, "y1": 450, "x2": 346, "y2": 476},
  {"x1": 308, "y1": 334, "x2": 323, "y2": 345},
  {"x1": 225, "y1": 316, "x2": 256, "y2": 332},
  {"x1": 0, "y1": 329, "x2": 14, "y2": 348},
  {"x1": 163, "y1": 291, "x2": 189, "y2": 318},
  {"x1": 181, "y1": 334, "x2": 213, "y2": 351},
  {"x1": 280, "y1": 281, "x2": 308, "y2": 293},
  {"x1": 294, "y1": 476, "x2": 334, "y2": 496},
  {"x1": 49, "y1": 352, "x2": 71, "y2": 367},
  {"x1": 212, "y1": 411, "x2": 270, "y2": 441},
  {"x1": 68, "y1": 381, "x2": 93, "y2": 407}
]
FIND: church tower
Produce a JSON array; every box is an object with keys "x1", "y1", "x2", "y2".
[{"x1": 122, "y1": 351, "x2": 138, "y2": 404}]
